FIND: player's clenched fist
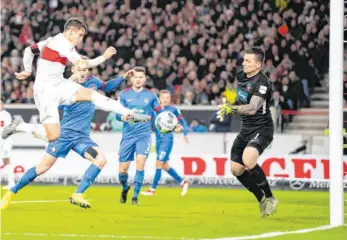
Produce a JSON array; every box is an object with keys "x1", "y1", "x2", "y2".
[
  {"x1": 14, "y1": 71, "x2": 31, "y2": 80},
  {"x1": 103, "y1": 47, "x2": 117, "y2": 60}
]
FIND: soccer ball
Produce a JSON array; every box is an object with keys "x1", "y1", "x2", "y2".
[{"x1": 155, "y1": 111, "x2": 178, "y2": 133}]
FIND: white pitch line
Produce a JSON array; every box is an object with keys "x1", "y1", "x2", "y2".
[
  {"x1": 3, "y1": 225, "x2": 346, "y2": 240},
  {"x1": 12, "y1": 200, "x2": 68, "y2": 204},
  {"x1": 209, "y1": 225, "x2": 346, "y2": 240}
]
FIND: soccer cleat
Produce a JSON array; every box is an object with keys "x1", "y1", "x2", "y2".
[
  {"x1": 1, "y1": 117, "x2": 23, "y2": 139},
  {"x1": 132, "y1": 197, "x2": 139, "y2": 205},
  {"x1": 0, "y1": 191, "x2": 15, "y2": 210},
  {"x1": 259, "y1": 195, "x2": 268, "y2": 218},
  {"x1": 120, "y1": 186, "x2": 131, "y2": 203},
  {"x1": 129, "y1": 113, "x2": 151, "y2": 123},
  {"x1": 180, "y1": 180, "x2": 189, "y2": 196},
  {"x1": 69, "y1": 193, "x2": 91, "y2": 209},
  {"x1": 2, "y1": 185, "x2": 14, "y2": 191},
  {"x1": 265, "y1": 196, "x2": 279, "y2": 215},
  {"x1": 141, "y1": 189, "x2": 155, "y2": 196}
]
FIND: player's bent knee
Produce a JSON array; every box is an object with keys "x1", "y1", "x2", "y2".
[
  {"x1": 162, "y1": 162, "x2": 170, "y2": 171},
  {"x1": 242, "y1": 146, "x2": 260, "y2": 169},
  {"x1": 230, "y1": 162, "x2": 246, "y2": 177},
  {"x1": 155, "y1": 160, "x2": 164, "y2": 169}
]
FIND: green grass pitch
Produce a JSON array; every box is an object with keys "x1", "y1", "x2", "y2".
[{"x1": 1, "y1": 186, "x2": 346, "y2": 240}]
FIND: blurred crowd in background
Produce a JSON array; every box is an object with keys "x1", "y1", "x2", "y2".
[{"x1": 1, "y1": 0, "x2": 330, "y2": 132}]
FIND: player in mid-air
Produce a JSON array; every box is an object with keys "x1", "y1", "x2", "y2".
[
  {"x1": 0, "y1": 61, "x2": 133, "y2": 210},
  {"x1": 0, "y1": 98, "x2": 15, "y2": 190},
  {"x1": 141, "y1": 90, "x2": 189, "y2": 196},
  {"x1": 116, "y1": 67, "x2": 164, "y2": 205},
  {"x1": 4, "y1": 17, "x2": 150, "y2": 145},
  {"x1": 218, "y1": 47, "x2": 278, "y2": 217}
]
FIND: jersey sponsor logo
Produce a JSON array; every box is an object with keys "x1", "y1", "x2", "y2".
[
  {"x1": 259, "y1": 85, "x2": 267, "y2": 94},
  {"x1": 144, "y1": 98, "x2": 149, "y2": 104},
  {"x1": 237, "y1": 88, "x2": 249, "y2": 102},
  {"x1": 0, "y1": 121, "x2": 4, "y2": 127},
  {"x1": 127, "y1": 99, "x2": 133, "y2": 102}
]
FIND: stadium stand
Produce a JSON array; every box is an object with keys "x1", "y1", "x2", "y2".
[{"x1": 1, "y1": 0, "x2": 329, "y2": 124}]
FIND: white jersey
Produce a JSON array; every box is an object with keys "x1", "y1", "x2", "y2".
[
  {"x1": 24, "y1": 33, "x2": 82, "y2": 90},
  {"x1": 0, "y1": 110, "x2": 13, "y2": 159},
  {"x1": 0, "y1": 110, "x2": 12, "y2": 135}
]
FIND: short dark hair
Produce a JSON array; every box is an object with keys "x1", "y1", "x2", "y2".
[
  {"x1": 64, "y1": 17, "x2": 87, "y2": 32},
  {"x1": 133, "y1": 66, "x2": 146, "y2": 74},
  {"x1": 245, "y1": 46, "x2": 265, "y2": 63}
]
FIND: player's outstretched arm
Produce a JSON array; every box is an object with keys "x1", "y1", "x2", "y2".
[{"x1": 100, "y1": 70, "x2": 134, "y2": 93}]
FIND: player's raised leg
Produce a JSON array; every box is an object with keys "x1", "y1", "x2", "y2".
[
  {"x1": 69, "y1": 146, "x2": 106, "y2": 209},
  {"x1": 1, "y1": 117, "x2": 48, "y2": 141},
  {"x1": 0, "y1": 153, "x2": 57, "y2": 210}
]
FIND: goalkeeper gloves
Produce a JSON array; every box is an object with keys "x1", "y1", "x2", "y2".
[{"x1": 217, "y1": 101, "x2": 240, "y2": 121}]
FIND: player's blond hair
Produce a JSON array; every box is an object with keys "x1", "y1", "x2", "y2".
[{"x1": 159, "y1": 90, "x2": 171, "y2": 96}]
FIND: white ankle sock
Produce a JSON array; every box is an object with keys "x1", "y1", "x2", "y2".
[
  {"x1": 90, "y1": 91, "x2": 132, "y2": 116},
  {"x1": 16, "y1": 123, "x2": 48, "y2": 142}
]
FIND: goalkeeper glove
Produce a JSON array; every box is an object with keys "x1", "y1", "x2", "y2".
[{"x1": 217, "y1": 101, "x2": 240, "y2": 121}]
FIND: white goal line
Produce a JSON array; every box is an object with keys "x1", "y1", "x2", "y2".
[{"x1": 3, "y1": 224, "x2": 346, "y2": 240}]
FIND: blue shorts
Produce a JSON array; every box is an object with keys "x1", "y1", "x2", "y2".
[
  {"x1": 46, "y1": 137, "x2": 98, "y2": 158},
  {"x1": 119, "y1": 135, "x2": 151, "y2": 162},
  {"x1": 156, "y1": 139, "x2": 173, "y2": 162}
]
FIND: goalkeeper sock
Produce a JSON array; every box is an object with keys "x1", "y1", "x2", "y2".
[
  {"x1": 249, "y1": 164, "x2": 273, "y2": 198},
  {"x1": 75, "y1": 164, "x2": 101, "y2": 193},
  {"x1": 151, "y1": 169, "x2": 162, "y2": 190},
  {"x1": 236, "y1": 170, "x2": 264, "y2": 202},
  {"x1": 133, "y1": 170, "x2": 144, "y2": 198},
  {"x1": 119, "y1": 172, "x2": 129, "y2": 191},
  {"x1": 11, "y1": 167, "x2": 38, "y2": 194}
]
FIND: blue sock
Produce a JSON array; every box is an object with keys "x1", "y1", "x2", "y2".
[
  {"x1": 119, "y1": 172, "x2": 129, "y2": 191},
  {"x1": 75, "y1": 164, "x2": 101, "y2": 193},
  {"x1": 11, "y1": 167, "x2": 37, "y2": 194},
  {"x1": 151, "y1": 169, "x2": 162, "y2": 190},
  {"x1": 133, "y1": 170, "x2": 144, "y2": 199},
  {"x1": 167, "y1": 168, "x2": 183, "y2": 184}
]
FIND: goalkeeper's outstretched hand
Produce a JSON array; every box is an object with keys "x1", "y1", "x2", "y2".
[{"x1": 217, "y1": 98, "x2": 239, "y2": 121}]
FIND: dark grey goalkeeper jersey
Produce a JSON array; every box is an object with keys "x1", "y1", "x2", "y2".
[{"x1": 236, "y1": 68, "x2": 273, "y2": 129}]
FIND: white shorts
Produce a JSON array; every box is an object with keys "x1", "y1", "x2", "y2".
[
  {"x1": 0, "y1": 138, "x2": 12, "y2": 159},
  {"x1": 34, "y1": 79, "x2": 81, "y2": 124}
]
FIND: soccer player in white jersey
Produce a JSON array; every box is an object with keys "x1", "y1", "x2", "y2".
[
  {"x1": 0, "y1": 98, "x2": 15, "y2": 190},
  {"x1": 4, "y1": 17, "x2": 150, "y2": 144}
]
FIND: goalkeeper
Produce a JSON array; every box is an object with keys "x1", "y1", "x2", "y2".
[{"x1": 218, "y1": 47, "x2": 278, "y2": 218}]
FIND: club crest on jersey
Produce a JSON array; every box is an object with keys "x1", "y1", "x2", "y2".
[
  {"x1": 259, "y1": 85, "x2": 267, "y2": 94},
  {"x1": 247, "y1": 83, "x2": 252, "y2": 91},
  {"x1": 50, "y1": 146, "x2": 56, "y2": 153},
  {"x1": 144, "y1": 98, "x2": 149, "y2": 104}
]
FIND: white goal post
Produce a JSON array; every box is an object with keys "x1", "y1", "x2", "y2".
[{"x1": 329, "y1": 0, "x2": 344, "y2": 227}]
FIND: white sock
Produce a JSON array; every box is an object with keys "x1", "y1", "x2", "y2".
[
  {"x1": 6, "y1": 164, "x2": 15, "y2": 187},
  {"x1": 16, "y1": 123, "x2": 48, "y2": 142},
  {"x1": 1, "y1": 164, "x2": 15, "y2": 187},
  {"x1": 90, "y1": 91, "x2": 132, "y2": 116}
]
